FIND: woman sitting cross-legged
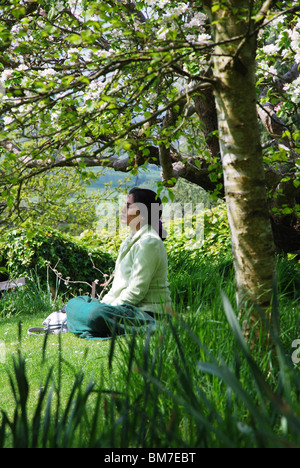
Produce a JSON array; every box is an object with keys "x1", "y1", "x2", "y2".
[{"x1": 65, "y1": 188, "x2": 172, "y2": 340}]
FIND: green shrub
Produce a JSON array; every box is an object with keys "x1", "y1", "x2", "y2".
[
  {"x1": 77, "y1": 228, "x2": 121, "y2": 258},
  {"x1": 0, "y1": 227, "x2": 115, "y2": 296},
  {"x1": 164, "y1": 203, "x2": 231, "y2": 260},
  {"x1": 0, "y1": 276, "x2": 56, "y2": 319},
  {"x1": 202, "y1": 204, "x2": 231, "y2": 257}
]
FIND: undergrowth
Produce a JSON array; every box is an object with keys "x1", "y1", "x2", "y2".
[{"x1": 0, "y1": 255, "x2": 299, "y2": 448}]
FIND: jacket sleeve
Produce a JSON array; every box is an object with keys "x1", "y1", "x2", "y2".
[
  {"x1": 110, "y1": 237, "x2": 160, "y2": 306},
  {"x1": 100, "y1": 289, "x2": 115, "y2": 305}
]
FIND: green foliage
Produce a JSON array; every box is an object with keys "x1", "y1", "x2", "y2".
[
  {"x1": 1, "y1": 0, "x2": 299, "y2": 230},
  {"x1": 0, "y1": 167, "x2": 103, "y2": 235},
  {"x1": 18, "y1": 168, "x2": 104, "y2": 236},
  {"x1": 0, "y1": 264, "x2": 300, "y2": 447},
  {"x1": 78, "y1": 228, "x2": 122, "y2": 258},
  {"x1": 165, "y1": 202, "x2": 231, "y2": 259},
  {"x1": 0, "y1": 196, "x2": 299, "y2": 447},
  {"x1": 201, "y1": 203, "x2": 231, "y2": 257},
  {"x1": 0, "y1": 277, "x2": 56, "y2": 319},
  {"x1": 78, "y1": 202, "x2": 231, "y2": 261},
  {"x1": 0, "y1": 227, "x2": 114, "y2": 295}
]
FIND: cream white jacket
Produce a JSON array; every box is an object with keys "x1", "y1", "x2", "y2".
[{"x1": 101, "y1": 225, "x2": 172, "y2": 314}]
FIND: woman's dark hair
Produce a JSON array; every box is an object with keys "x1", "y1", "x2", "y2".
[{"x1": 129, "y1": 187, "x2": 167, "y2": 240}]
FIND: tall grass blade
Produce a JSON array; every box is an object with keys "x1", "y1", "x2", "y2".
[
  {"x1": 0, "y1": 411, "x2": 9, "y2": 448},
  {"x1": 42, "y1": 384, "x2": 55, "y2": 448},
  {"x1": 31, "y1": 367, "x2": 53, "y2": 448},
  {"x1": 221, "y1": 291, "x2": 300, "y2": 439},
  {"x1": 197, "y1": 361, "x2": 273, "y2": 441}
]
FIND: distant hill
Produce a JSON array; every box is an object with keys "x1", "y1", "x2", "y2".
[
  {"x1": 88, "y1": 164, "x2": 214, "y2": 207},
  {"x1": 89, "y1": 165, "x2": 162, "y2": 192}
]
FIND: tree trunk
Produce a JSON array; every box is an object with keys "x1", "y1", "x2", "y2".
[{"x1": 203, "y1": 1, "x2": 277, "y2": 324}]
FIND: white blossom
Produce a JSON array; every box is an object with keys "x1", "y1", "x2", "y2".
[
  {"x1": 171, "y1": 3, "x2": 189, "y2": 16},
  {"x1": 290, "y1": 21, "x2": 300, "y2": 62},
  {"x1": 85, "y1": 79, "x2": 106, "y2": 101},
  {"x1": 3, "y1": 116, "x2": 14, "y2": 126},
  {"x1": 0, "y1": 69, "x2": 13, "y2": 82},
  {"x1": 262, "y1": 44, "x2": 278, "y2": 56},
  {"x1": 68, "y1": 48, "x2": 79, "y2": 55},
  {"x1": 157, "y1": 27, "x2": 169, "y2": 40},
  {"x1": 197, "y1": 33, "x2": 212, "y2": 44},
  {"x1": 268, "y1": 65, "x2": 277, "y2": 76},
  {"x1": 16, "y1": 64, "x2": 27, "y2": 71},
  {"x1": 284, "y1": 77, "x2": 300, "y2": 103},
  {"x1": 293, "y1": 77, "x2": 300, "y2": 95},
  {"x1": 88, "y1": 80, "x2": 105, "y2": 91},
  {"x1": 145, "y1": 0, "x2": 169, "y2": 8},
  {"x1": 55, "y1": 1, "x2": 65, "y2": 12},
  {"x1": 258, "y1": 60, "x2": 277, "y2": 80},
  {"x1": 271, "y1": 14, "x2": 287, "y2": 28},
  {"x1": 95, "y1": 49, "x2": 114, "y2": 59},
  {"x1": 186, "y1": 12, "x2": 207, "y2": 28},
  {"x1": 39, "y1": 68, "x2": 57, "y2": 77}
]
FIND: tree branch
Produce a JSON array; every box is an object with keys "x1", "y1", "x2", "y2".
[
  {"x1": 274, "y1": 62, "x2": 300, "y2": 93},
  {"x1": 255, "y1": 0, "x2": 278, "y2": 25}
]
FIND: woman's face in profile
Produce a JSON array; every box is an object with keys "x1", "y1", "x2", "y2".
[{"x1": 121, "y1": 194, "x2": 141, "y2": 229}]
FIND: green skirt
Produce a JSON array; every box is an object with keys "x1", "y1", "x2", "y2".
[{"x1": 65, "y1": 296, "x2": 155, "y2": 340}]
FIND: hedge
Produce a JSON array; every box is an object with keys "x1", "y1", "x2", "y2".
[{"x1": 0, "y1": 227, "x2": 115, "y2": 296}]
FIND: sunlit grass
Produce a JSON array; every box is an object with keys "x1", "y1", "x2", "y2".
[{"x1": 0, "y1": 254, "x2": 299, "y2": 447}]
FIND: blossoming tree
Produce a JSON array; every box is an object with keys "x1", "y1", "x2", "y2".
[{"x1": 0, "y1": 0, "x2": 299, "y2": 312}]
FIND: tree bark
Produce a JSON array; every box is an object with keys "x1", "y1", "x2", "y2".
[{"x1": 203, "y1": 1, "x2": 277, "y2": 315}]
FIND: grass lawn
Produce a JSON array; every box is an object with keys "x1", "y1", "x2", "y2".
[{"x1": 0, "y1": 313, "x2": 113, "y2": 416}]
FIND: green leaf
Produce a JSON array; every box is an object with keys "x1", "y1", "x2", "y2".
[
  {"x1": 293, "y1": 180, "x2": 300, "y2": 189},
  {"x1": 212, "y1": 4, "x2": 221, "y2": 13},
  {"x1": 61, "y1": 75, "x2": 75, "y2": 87},
  {"x1": 67, "y1": 34, "x2": 83, "y2": 45},
  {"x1": 11, "y1": 7, "x2": 26, "y2": 19},
  {"x1": 6, "y1": 195, "x2": 14, "y2": 209}
]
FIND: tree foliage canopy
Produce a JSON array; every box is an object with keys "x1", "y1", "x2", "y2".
[{"x1": 0, "y1": 0, "x2": 299, "y2": 250}]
